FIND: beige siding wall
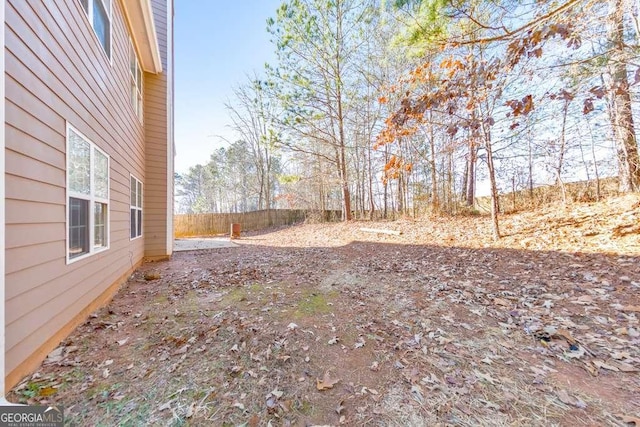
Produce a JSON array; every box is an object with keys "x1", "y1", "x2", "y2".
[
  {"x1": 4, "y1": 0, "x2": 150, "y2": 384},
  {"x1": 144, "y1": 0, "x2": 173, "y2": 258}
]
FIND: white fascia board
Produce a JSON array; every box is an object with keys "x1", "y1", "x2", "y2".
[{"x1": 120, "y1": 0, "x2": 162, "y2": 73}]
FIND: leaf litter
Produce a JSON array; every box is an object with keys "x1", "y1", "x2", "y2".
[{"x1": 7, "y1": 194, "x2": 640, "y2": 425}]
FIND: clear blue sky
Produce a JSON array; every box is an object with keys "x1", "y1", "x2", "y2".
[{"x1": 174, "y1": 1, "x2": 281, "y2": 174}]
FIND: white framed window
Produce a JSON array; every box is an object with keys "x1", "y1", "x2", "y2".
[
  {"x1": 129, "y1": 39, "x2": 143, "y2": 121},
  {"x1": 130, "y1": 175, "x2": 143, "y2": 239},
  {"x1": 66, "y1": 124, "x2": 110, "y2": 263},
  {"x1": 79, "y1": 0, "x2": 112, "y2": 59}
]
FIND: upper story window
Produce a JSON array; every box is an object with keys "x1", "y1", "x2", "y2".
[
  {"x1": 80, "y1": 0, "x2": 112, "y2": 59},
  {"x1": 129, "y1": 40, "x2": 143, "y2": 120},
  {"x1": 67, "y1": 124, "x2": 110, "y2": 263}
]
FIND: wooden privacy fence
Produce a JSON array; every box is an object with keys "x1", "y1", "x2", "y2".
[{"x1": 174, "y1": 209, "x2": 342, "y2": 237}]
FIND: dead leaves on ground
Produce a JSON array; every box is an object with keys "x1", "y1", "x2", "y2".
[
  {"x1": 8, "y1": 195, "x2": 640, "y2": 426},
  {"x1": 617, "y1": 415, "x2": 640, "y2": 425},
  {"x1": 316, "y1": 371, "x2": 340, "y2": 391},
  {"x1": 555, "y1": 389, "x2": 587, "y2": 409}
]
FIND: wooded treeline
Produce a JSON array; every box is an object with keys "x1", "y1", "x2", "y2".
[{"x1": 176, "y1": 0, "x2": 639, "y2": 238}]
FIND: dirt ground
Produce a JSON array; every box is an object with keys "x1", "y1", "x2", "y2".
[{"x1": 9, "y1": 195, "x2": 640, "y2": 426}]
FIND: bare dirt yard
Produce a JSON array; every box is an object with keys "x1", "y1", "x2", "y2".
[{"x1": 9, "y1": 195, "x2": 640, "y2": 426}]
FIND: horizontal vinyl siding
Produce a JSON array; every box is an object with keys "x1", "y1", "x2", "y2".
[
  {"x1": 5, "y1": 3, "x2": 145, "y2": 173},
  {"x1": 5, "y1": 149, "x2": 65, "y2": 188},
  {"x1": 5, "y1": 175, "x2": 65, "y2": 205},
  {"x1": 144, "y1": 0, "x2": 171, "y2": 258},
  {"x1": 8, "y1": 253, "x2": 136, "y2": 373},
  {"x1": 146, "y1": 154, "x2": 168, "y2": 164},
  {"x1": 5, "y1": 224, "x2": 64, "y2": 251},
  {"x1": 6, "y1": 230, "x2": 140, "y2": 303},
  {"x1": 5, "y1": 103, "x2": 66, "y2": 155},
  {"x1": 8, "y1": 249, "x2": 135, "y2": 326},
  {"x1": 5, "y1": 200, "x2": 64, "y2": 225},
  {"x1": 4, "y1": 0, "x2": 149, "y2": 377},
  {"x1": 5, "y1": 242, "x2": 65, "y2": 277}
]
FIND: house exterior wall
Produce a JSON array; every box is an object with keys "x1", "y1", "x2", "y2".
[
  {"x1": 144, "y1": 0, "x2": 174, "y2": 259},
  {"x1": 4, "y1": 0, "x2": 171, "y2": 389},
  {"x1": 0, "y1": 0, "x2": 6, "y2": 397}
]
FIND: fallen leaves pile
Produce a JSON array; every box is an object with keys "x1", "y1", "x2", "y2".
[{"x1": 8, "y1": 194, "x2": 639, "y2": 426}]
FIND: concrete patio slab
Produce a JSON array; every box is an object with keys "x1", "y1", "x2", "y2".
[{"x1": 173, "y1": 237, "x2": 239, "y2": 251}]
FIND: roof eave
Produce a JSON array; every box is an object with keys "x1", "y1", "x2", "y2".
[{"x1": 121, "y1": 0, "x2": 163, "y2": 73}]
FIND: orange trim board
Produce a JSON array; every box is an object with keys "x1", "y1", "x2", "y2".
[{"x1": 5, "y1": 260, "x2": 143, "y2": 392}]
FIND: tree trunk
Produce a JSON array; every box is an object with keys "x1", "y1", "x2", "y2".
[
  {"x1": 466, "y1": 138, "x2": 477, "y2": 207},
  {"x1": 606, "y1": 0, "x2": 640, "y2": 192},
  {"x1": 512, "y1": 175, "x2": 517, "y2": 212},
  {"x1": 258, "y1": 173, "x2": 265, "y2": 210},
  {"x1": 528, "y1": 136, "x2": 534, "y2": 203},
  {"x1": 446, "y1": 149, "x2": 453, "y2": 214},
  {"x1": 320, "y1": 163, "x2": 326, "y2": 212},
  {"x1": 556, "y1": 100, "x2": 569, "y2": 188},
  {"x1": 482, "y1": 121, "x2": 500, "y2": 240},
  {"x1": 577, "y1": 125, "x2": 592, "y2": 200},
  {"x1": 340, "y1": 155, "x2": 351, "y2": 220},
  {"x1": 389, "y1": 183, "x2": 395, "y2": 218},
  {"x1": 578, "y1": 126, "x2": 591, "y2": 184},
  {"x1": 429, "y1": 133, "x2": 438, "y2": 212},
  {"x1": 486, "y1": 141, "x2": 500, "y2": 240},
  {"x1": 335, "y1": 3, "x2": 351, "y2": 221},
  {"x1": 461, "y1": 160, "x2": 469, "y2": 205},
  {"x1": 367, "y1": 143, "x2": 375, "y2": 220},
  {"x1": 265, "y1": 147, "x2": 272, "y2": 209},
  {"x1": 556, "y1": 100, "x2": 569, "y2": 205},
  {"x1": 360, "y1": 145, "x2": 367, "y2": 219},
  {"x1": 383, "y1": 145, "x2": 389, "y2": 218},
  {"x1": 588, "y1": 120, "x2": 602, "y2": 201},
  {"x1": 397, "y1": 174, "x2": 404, "y2": 215}
]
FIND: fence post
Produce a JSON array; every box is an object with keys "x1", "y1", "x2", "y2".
[{"x1": 230, "y1": 223, "x2": 241, "y2": 239}]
